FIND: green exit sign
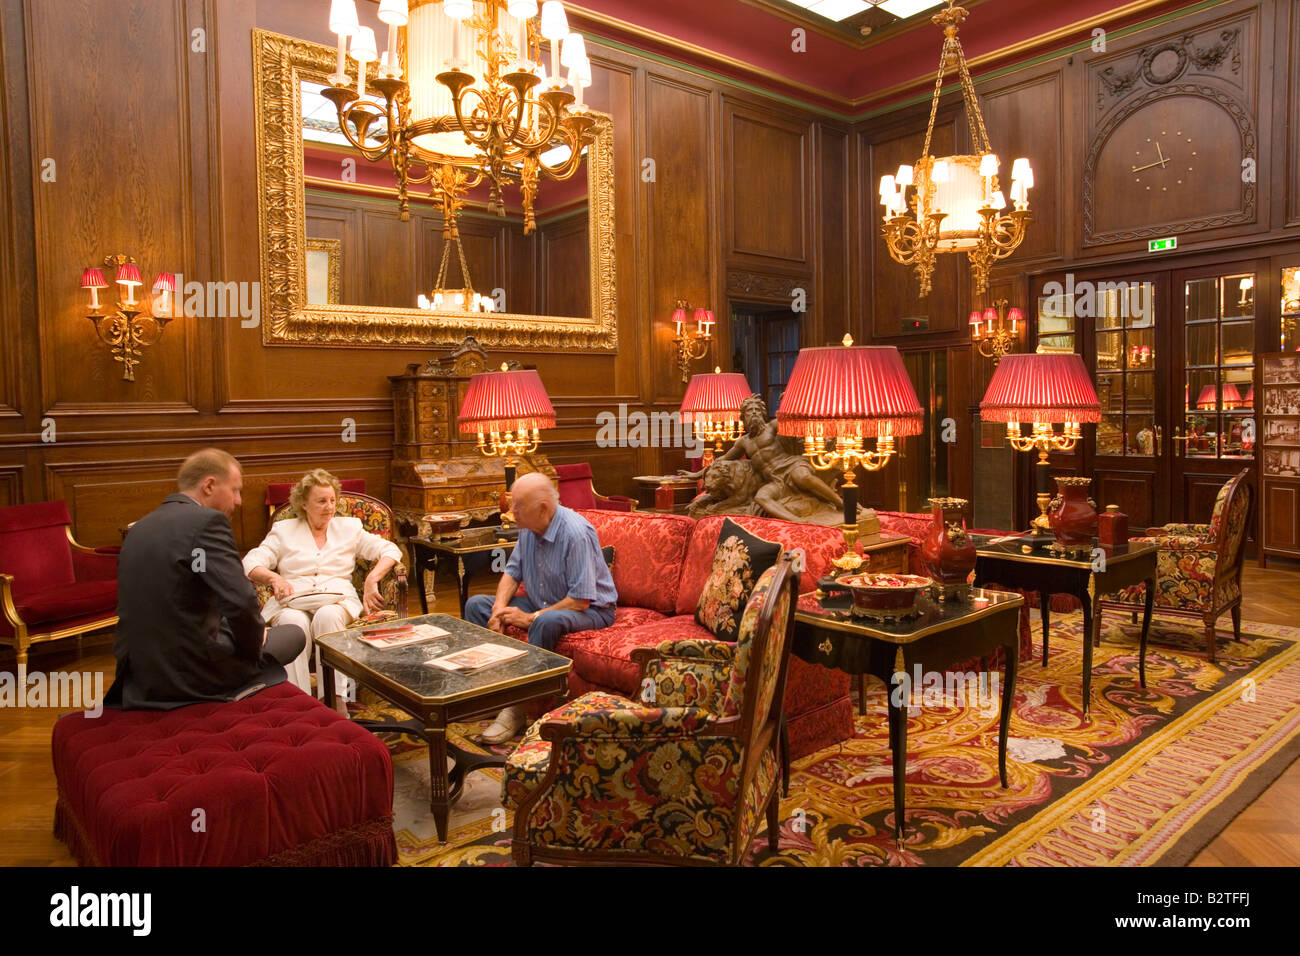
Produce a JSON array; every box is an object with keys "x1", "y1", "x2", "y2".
[{"x1": 1148, "y1": 237, "x2": 1178, "y2": 253}]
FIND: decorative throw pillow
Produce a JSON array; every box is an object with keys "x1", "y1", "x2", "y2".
[{"x1": 694, "y1": 518, "x2": 783, "y2": 640}]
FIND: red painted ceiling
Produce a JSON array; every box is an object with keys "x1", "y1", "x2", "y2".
[{"x1": 569, "y1": 0, "x2": 1199, "y2": 113}]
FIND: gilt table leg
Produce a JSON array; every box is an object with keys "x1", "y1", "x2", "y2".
[
  {"x1": 999, "y1": 640, "x2": 1017, "y2": 789},
  {"x1": 1079, "y1": 581, "x2": 1095, "y2": 717},
  {"x1": 1140, "y1": 576, "x2": 1154, "y2": 689},
  {"x1": 886, "y1": 666, "x2": 908, "y2": 841},
  {"x1": 427, "y1": 723, "x2": 451, "y2": 843}
]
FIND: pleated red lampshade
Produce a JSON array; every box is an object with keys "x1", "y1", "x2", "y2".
[
  {"x1": 1220, "y1": 383, "x2": 1243, "y2": 409},
  {"x1": 80, "y1": 268, "x2": 108, "y2": 289},
  {"x1": 680, "y1": 370, "x2": 751, "y2": 425},
  {"x1": 115, "y1": 262, "x2": 143, "y2": 287},
  {"x1": 152, "y1": 273, "x2": 176, "y2": 293},
  {"x1": 776, "y1": 341, "x2": 924, "y2": 439},
  {"x1": 1196, "y1": 385, "x2": 1219, "y2": 411},
  {"x1": 979, "y1": 353, "x2": 1102, "y2": 423},
  {"x1": 457, "y1": 367, "x2": 556, "y2": 434}
]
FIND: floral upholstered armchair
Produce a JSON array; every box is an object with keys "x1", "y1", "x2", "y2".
[
  {"x1": 257, "y1": 491, "x2": 408, "y2": 615},
  {"x1": 502, "y1": 555, "x2": 798, "y2": 866},
  {"x1": 1099, "y1": 469, "x2": 1252, "y2": 663}
]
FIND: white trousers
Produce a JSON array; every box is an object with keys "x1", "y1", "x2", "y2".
[{"x1": 271, "y1": 604, "x2": 354, "y2": 701}]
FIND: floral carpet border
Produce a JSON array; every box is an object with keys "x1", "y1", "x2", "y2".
[{"x1": 963, "y1": 620, "x2": 1300, "y2": 866}]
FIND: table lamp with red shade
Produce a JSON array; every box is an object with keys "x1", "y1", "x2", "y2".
[
  {"x1": 980, "y1": 352, "x2": 1102, "y2": 550},
  {"x1": 680, "y1": 367, "x2": 751, "y2": 467},
  {"x1": 457, "y1": 363, "x2": 556, "y2": 526},
  {"x1": 776, "y1": 334, "x2": 924, "y2": 549}
]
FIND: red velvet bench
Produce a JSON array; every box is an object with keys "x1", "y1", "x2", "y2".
[{"x1": 52, "y1": 683, "x2": 396, "y2": 866}]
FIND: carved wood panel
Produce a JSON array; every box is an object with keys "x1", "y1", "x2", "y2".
[
  {"x1": 1264, "y1": 478, "x2": 1300, "y2": 554},
  {"x1": 645, "y1": 75, "x2": 713, "y2": 402},
  {"x1": 1095, "y1": 470, "x2": 1156, "y2": 528},
  {"x1": 977, "y1": 72, "x2": 1064, "y2": 264},
  {"x1": 725, "y1": 103, "x2": 809, "y2": 264},
  {"x1": 28, "y1": 0, "x2": 199, "y2": 412},
  {"x1": 868, "y1": 121, "x2": 963, "y2": 337},
  {"x1": 1082, "y1": 11, "x2": 1260, "y2": 247}
]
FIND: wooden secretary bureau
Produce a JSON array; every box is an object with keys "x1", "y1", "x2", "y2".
[{"x1": 389, "y1": 337, "x2": 553, "y2": 533}]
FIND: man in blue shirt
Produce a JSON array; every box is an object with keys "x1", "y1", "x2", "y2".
[{"x1": 465, "y1": 472, "x2": 617, "y2": 741}]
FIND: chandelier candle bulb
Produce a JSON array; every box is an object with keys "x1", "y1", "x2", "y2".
[
  {"x1": 377, "y1": 0, "x2": 408, "y2": 77},
  {"x1": 979, "y1": 152, "x2": 998, "y2": 177},
  {"x1": 351, "y1": 26, "x2": 377, "y2": 96},
  {"x1": 541, "y1": 1, "x2": 569, "y2": 85},
  {"x1": 329, "y1": 0, "x2": 359, "y2": 80}
]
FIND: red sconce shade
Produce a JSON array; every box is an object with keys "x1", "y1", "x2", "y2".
[
  {"x1": 1220, "y1": 383, "x2": 1243, "y2": 410},
  {"x1": 1195, "y1": 385, "x2": 1218, "y2": 411},
  {"x1": 671, "y1": 307, "x2": 688, "y2": 327},
  {"x1": 776, "y1": 344, "x2": 924, "y2": 438},
  {"x1": 983, "y1": 307, "x2": 998, "y2": 325},
  {"x1": 979, "y1": 353, "x2": 1102, "y2": 423},
  {"x1": 1243, "y1": 385, "x2": 1255, "y2": 408},
  {"x1": 115, "y1": 262, "x2": 143, "y2": 287},
  {"x1": 152, "y1": 273, "x2": 176, "y2": 293},
  {"x1": 968, "y1": 310, "x2": 982, "y2": 326},
  {"x1": 457, "y1": 367, "x2": 556, "y2": 434},
  {"x1": 1007, "y1": 307, "x2": 1023, "y2": 326},
  {"x1": 680, "y1": 371, "x2": 751, "y2": 424},
  {"x1": 80, "y1": 268, "x2": 108, "y2": 290}
]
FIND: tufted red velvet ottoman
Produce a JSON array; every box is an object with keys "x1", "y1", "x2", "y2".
[{"x1": 52, "y1": 683, "x2": 396, "y2": 866}]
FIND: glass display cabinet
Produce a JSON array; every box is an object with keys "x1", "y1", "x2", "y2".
[
  {"x1": 1179, "y1": 274, "x2": 1255, "y2": 461},
  {"x1": 1093, "y1": 282, "x2": 1157, "y2": 459}
]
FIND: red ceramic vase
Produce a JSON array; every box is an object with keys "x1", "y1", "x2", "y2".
[
  {"x1": 1047, "y1": 476, "x2": 1098, "y2": 546},
  {"x1": 920, "y1": 497, "x2": 977, "y2": 586}
]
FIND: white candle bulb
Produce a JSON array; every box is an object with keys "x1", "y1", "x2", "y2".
[{"x1": 351, "y1": 26, "x2": 377, "y2": 96}]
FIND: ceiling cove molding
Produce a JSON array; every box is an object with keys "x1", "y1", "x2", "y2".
[
  {"x1": 570, "y1": 0, "x2": 1230, "y2": 121},
  {"x1": 854, "y1": 0, "x2": 1232, "y2": 115},
  {"x1": 737, "y1": 0, "x2": 997, "y2": 51}
]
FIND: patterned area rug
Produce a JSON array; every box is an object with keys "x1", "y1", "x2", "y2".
[{"x1": 373, "y1": 613, "x2": 1300, "y2": 866}]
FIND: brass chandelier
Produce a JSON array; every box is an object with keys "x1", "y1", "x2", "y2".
[
  {"x1": 878, "y1": 0, "x2": 1032, "y2": 297},
  {"x1": 323, "y1": 0, "x2": 596, "y2": 236},
  {"x1": 417, "y1": 166, "x2": 495, "y2": 313}
]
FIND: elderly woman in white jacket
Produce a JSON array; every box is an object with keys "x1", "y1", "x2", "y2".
[{"x1": 243, "y1": 469, "x2": 401, "y2": 704}]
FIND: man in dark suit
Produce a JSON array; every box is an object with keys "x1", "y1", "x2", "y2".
[{"x1": 105, "y1": 448, "x2": 306, "y2": 709}]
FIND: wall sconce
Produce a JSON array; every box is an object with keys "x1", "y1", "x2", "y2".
[
  {"x1": 969, "y1": 298, "x2": 1021, "y2": 363},
  {"x1": 82, "y1": 255, "x2": 175, "y2": 382},
  {"x1": 672, "y1": 299, "x2": 714, "y2": 382}
]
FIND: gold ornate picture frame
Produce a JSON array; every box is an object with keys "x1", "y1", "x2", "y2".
[
  {"x1": 252, "y1": 29, "x2": 617, "y2": 351},
  {"x1": 305, "y1": 237, "x2": 341, "y2": 305}
]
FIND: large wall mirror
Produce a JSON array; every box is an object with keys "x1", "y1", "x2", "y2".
[{"x1": 253, "y1": 30, "x2": 617, "y2": 351}]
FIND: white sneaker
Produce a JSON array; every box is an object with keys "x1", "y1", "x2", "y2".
[{"x1": 480, "y1": 706, "x2": 526, "y2": 743}]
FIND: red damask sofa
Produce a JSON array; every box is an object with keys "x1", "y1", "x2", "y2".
[{"x1": 540, "y1": 510, "x2": 856, "y2": 760}]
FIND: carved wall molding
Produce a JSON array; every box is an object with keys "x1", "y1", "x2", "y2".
[
  {"x1": 1094, "y1": 20, "x2": 1246, "y2": 115},
  {"x1": 1082, "y1": 82, "x2": 1257, "y2": 246},
  {"x1": 252, "y1": 30, "x2": 618, "y2": 352},
  {"x1": 725, "y1": 269, "x2": 811, "y2": 305}
]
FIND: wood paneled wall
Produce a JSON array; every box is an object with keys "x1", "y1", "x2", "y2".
[
  {"x1": 0, "y1": 0, "x2": 848, "y2": 548},
  {"x1": 860, "y1": 0, "x2": 1300, "y2": 515}
]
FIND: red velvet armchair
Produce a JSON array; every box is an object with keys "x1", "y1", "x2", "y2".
[
  {"x1": 0, "y1": 501, "x2": 118, "y2": 678},
  {"x1": 554, "y1": 463, "x2": 636, "y2": 512}
]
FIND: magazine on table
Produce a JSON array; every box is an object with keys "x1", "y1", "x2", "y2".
[
  {"x1": 427, "y1": 642, "x2": 527, "y2": 672},
  {"x1": 357, "y1": 622, "x2": 449, "y2": 649}
]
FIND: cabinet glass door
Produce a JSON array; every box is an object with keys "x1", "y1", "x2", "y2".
[
  {"x1": 1182, "y1": 274, "x2": 1255, "y2": 461},
  {"x1": 1094, "y1": 282, "x2": 1157, "y2": 458}
]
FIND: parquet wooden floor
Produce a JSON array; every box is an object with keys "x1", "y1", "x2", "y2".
[{"x1": 3, "y1": 565, "x2": 1297, "y2": 866}]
